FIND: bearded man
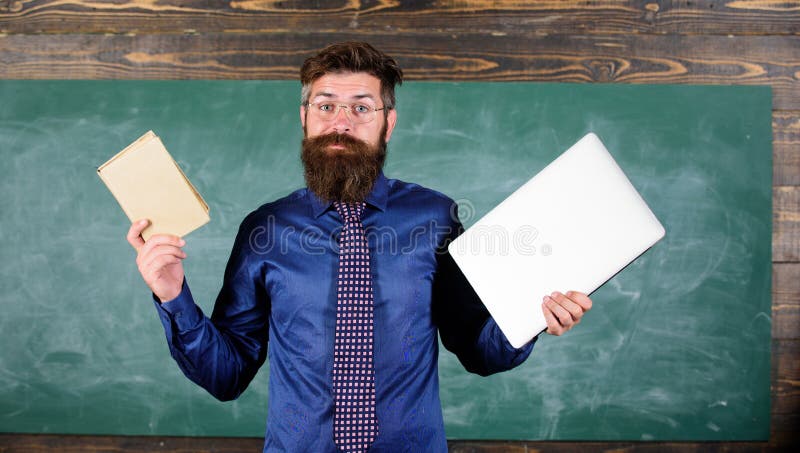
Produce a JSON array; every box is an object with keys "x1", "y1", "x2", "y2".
[{"x1": 126, "y1": 42, "x2": 592, "y2": 453}]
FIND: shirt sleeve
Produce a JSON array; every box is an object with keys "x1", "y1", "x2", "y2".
[
  {"x1": 431, "y1": 202, "x2": 536, "y2": 376},
  {"x1": 152, "y1": 214, "x2": 270, "y2": 401}
]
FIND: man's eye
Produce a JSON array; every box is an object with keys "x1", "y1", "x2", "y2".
[
  {"x1": 319, "y1": 104, "x2": 335, "y2": 112},
  {"x1": 353, "y1": 104, "x2": 370, "y2": 114}
]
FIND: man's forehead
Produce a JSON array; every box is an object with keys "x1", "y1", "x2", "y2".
[{"x1": 309, "y1": 72, "x2": 381, "y2": 99}]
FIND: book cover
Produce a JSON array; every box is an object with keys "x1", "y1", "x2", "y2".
[{"x1": 97, "y1": 131, "x2": 210, "y2": 241}]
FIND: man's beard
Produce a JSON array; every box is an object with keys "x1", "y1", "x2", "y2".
[{"x1": 301, "y1": 127, "x2": 387, "y2": 203}]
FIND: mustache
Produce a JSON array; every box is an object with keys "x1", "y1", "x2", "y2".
[{"x1": 304, "y1": 132, "x2": 366, "y2": 150}]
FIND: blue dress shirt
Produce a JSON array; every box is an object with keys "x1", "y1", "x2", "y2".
[{"x1": 152, "y1": 172, "x2": 535, "y2": 452}]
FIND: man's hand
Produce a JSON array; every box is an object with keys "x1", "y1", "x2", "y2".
[
  {"x1": 126, "y1": 219, "x2": 187, "y2": 303},
  {"x1": 542, "y1": 291, "x2": 592, "y2": 336}
]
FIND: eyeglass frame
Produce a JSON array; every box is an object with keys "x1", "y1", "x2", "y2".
[{"x1": 304, "y1": 99, "x2": 388, "y2": 124}]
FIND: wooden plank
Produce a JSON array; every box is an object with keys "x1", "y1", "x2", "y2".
[
  {"x1": 448, "y1": 442, "x2": 774, "y2": 452},
  {"x1": 1, "y1": 0, "x2": 799, "y2": 35},
  {"x1": 774, "y1": 186, "x2": 800, "y2": 263},
  {"x1": 774, "y1": 111, "x2": 800, "y2": 186},
  {"x1": 770, "y1": 412, "x2": 799, "y2": 447},
  {"x1": 771, "y1": 339, "x2": 799, "y2": 447},
  {"x1": 0, "y1": 434, "x2": 789, "y2": 452},
  {"x1": 0, "y1": 434, "x2": 263, "y2": 451},
  {"x1": 0, "y1": 32, "x2": 798, "y2": 109},
  {"x1": 772, "y1": 339, "x2": 799, "y2": 416},
  {"x1": 773, "y1": 264, "x2": 800, "y2": 340}
]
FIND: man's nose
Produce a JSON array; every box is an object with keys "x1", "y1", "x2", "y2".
[{"x1": 331, "y1": 105, "x2": 352, "y2": 133}]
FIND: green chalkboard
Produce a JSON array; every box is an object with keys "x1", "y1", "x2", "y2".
[{"x1": 0, "y1": 81, "x2": 772, "y2": 441}]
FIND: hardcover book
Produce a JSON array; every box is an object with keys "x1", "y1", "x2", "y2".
[{"x1": 97, "y1": 131, "x2": 210, "y2": 241}]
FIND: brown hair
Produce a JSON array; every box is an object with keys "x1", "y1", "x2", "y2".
[{"x1": 300, "y1": 41, "x2": 403, "y2": 110}]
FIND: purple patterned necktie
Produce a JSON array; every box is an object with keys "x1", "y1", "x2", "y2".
[{"x1": 332, "y1": 201, "x2": 378, "y2": 452}]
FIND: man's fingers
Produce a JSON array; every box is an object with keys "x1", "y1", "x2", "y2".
[
  {"x1": 544, "y1": 295, "x2": 575, "y2": 327},
  {"x1": 567, "y1": 291, "x2": 593, "y2": 311},
  {"x1": 541, "y1": 291, "x2": 593, "y2": 336},
  {"x1": 136, "y1": 235, "x2": 187, "y2": 279},
  {"x1": 139, "y1": 244, "x2": 187, "y2": 270},
  {"x1": 139, "y1": 253, "x2": 184, "y2": 281},
  {"x1": 126, "y1": 219, "x2": 150, "y2": 251},
  {"x1": 137, "y1": 234, "x2": 186, "y2": 260},
  {"x1": 146, "y1": 254, "x2": 184, "y2": 273},
  {"x1": 549, "y1": 292, "x2": 584, "y2": 321},
  {"x1": 542, "y1": 301, "x2": 564, "y2": 336}
]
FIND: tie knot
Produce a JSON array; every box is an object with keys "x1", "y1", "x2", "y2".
[{"x1": 334, "y1": 201, "x2": 365, "y2": 224}]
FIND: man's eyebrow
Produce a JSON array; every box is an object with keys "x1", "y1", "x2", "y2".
[
  {"x1": 311, "y1": 91, "x2": 335, "y2": 99},
  {"x1": 310, "y1": 92, "x2": 376, "y2": 101}
]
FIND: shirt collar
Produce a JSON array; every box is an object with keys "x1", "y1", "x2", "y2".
[{"x1": 308, "y1": 171, "x2": 389, "y2": 218}]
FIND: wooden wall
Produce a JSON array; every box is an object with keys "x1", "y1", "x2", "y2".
[{"x1": 1, "y1": 1, "x2": 797, "y2": 451}]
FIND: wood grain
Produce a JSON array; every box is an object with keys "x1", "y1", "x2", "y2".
[
  {"x1": 773, "y1": 263, "x2": 800, "y2": 340},
  {"x1": 774, "y1": 186, "x2": 800, "y2": 263},
  {"x1": 772, "y1": 339, "x2": 799, "y2": 415},
  {"x1": 1, "y1": 0, "x2": 799, "y2": 35},
  {"x1": 449, "y1": 442, "x2": 779, "y2": 452},
  {"x1": 774, "y1": 111, "x2": 800, "y2": 187},
  {"x1": 771, "y1": 339, "x2": 799, "y2": 447},
  {"x1": 0, "y1": 32, "x2": 798, "y2": 109},
  {"x1": 0, "y1": 433, "x2": 264, "y2": 452},
  {"x1": 0, "y1": 435, "x2": 790, "y2": 452}
]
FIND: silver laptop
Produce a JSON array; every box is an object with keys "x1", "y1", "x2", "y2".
[{"x1": 448, "y1": 133, "x2": 665, "y2": 348}]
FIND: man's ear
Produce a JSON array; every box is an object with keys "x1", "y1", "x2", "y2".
[
  {"x1": 384, "y1": 108, "x2": 398, "y2": 143},
  {"x1": 300, "y1": 105, "x2": 307, "y2": 129}
]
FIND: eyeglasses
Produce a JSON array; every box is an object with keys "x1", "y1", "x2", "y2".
[{"x1": 306, "y1": 100, "x2": 386, "y2": 124}]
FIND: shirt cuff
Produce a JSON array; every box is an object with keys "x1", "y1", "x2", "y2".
[
  {"x1": 482, "y1": 317, "x2": 536, "y2": 365},
  {"x1": 152, "y1": 279, "x2": 202, "y2": 333}
]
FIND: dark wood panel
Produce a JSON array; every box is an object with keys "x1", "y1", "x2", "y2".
[
  {"x1": 448, "y1": 442, "x2": 776, "y2": 452},
  {"x1": 0, "y1": 433, "x2": 264, "y2": 452},
  {"x1": 774, "y1": 186, "x2": 800, "y2": 263},
  {"x1": 0, "y1": 32, "x2": 798, "y2": 109},
  {"x1": 772, "y1": 339, "x2": 799, "y2": 417},
  {"x1": 1, "y1": 0, "x2": 799, "y2": 35},
  {"x1": 773, "y1": 264, "x2": 800, "y2": 340},
  {"x1": 774, "y1": 111, "x2": 800, "y2": 187},
  {"x1": 771, "y1": 339, "x2": 799, "y2": 447},
  {"x1": 771, "y1": 412, "x2": 800, "y2": 447},
  {"x1": 0, "y1": 434, "x2": 787, "y2": 452}
]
